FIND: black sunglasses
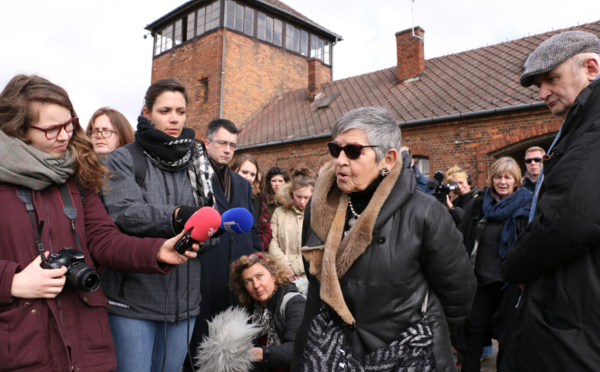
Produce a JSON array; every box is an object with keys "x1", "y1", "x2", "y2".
[
  {"x1": 327, "y1": 142, "x2": 378, "y2": 160},
  {"x1": 524, "y1": 157, "x2": 543, "y2": 164}
]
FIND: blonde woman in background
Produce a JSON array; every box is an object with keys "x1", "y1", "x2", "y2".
[{"x1": 268, "y1": 168, "x2": 316, "y2": 279}]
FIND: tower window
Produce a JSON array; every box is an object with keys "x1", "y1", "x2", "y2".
[
  {"x1": 225, "y1": 0, "x2": 254, "y2": 36},
  {"x1": 257, "y1": 12, "x2": 282, "y2": 46}
]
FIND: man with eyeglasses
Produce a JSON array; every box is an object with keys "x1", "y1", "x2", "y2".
[
  {"x1": 501, "y1": 31, "x2": 600, "y2": 371},
  {"x1": 522, "y1": 146, "x2": 545, "y2": 192},
  {"x1": 184, "y1": 119, "x2": 261, "y2": 371}
]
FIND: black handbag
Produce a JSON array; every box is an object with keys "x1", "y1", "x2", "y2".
[{"x1": 299, "y1": 292, "x2": 436, "y2": 372}]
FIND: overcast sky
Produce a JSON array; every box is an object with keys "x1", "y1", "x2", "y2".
[{"x1": 2, "y1": 0, "x2": 600, "y2": 127}]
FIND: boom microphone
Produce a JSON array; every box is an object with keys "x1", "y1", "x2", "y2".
[
  {"x1": 220, "y1": 208, "x2": 253, "y2": 234},
  {"x1": 175, "y1": 207, "x2": 222, "y2": 254}
]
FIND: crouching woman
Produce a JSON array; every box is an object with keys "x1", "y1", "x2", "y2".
[{"x1": 231, "y1": 252, "x2": 306, "y2": 371}]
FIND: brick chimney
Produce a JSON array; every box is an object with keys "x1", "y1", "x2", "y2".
[
  {"x1": 308, "y1": 58, "x2": 323, "y2": 102},
  {"x1": 396, "y1": 27, "x2": 425, "y2": 83}
]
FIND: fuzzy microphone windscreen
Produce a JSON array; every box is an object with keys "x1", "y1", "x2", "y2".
[{"x1": 195, "y1": 306, "x2": 262, "y2": 372}]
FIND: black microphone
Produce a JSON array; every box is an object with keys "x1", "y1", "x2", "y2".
[{"x1": 174, "y1": 207, "x2": 221, "y2": 254}]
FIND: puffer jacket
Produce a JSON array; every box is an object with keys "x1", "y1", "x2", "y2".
[
  {"x1": 101, "y1": 143, "x2": 202, "y2": 322},
  {"x1": 293, "y1": 153, "x2": 476, "y2": 372},
  {"x1": 269, "y1": 183, "x2": 305, "y2": 277},
  {"x1": 0, "y1": 179, "x2": 169, "y2": 371},
  {"x1": 502, "y1": 77, "x2": 600, "y2": 371}
]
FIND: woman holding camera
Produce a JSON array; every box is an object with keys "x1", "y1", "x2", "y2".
[
  {"x1": 0, "y1": 74, "x2": 197, "y2": 372},
  {"x1": 445, "y1": 166, "x2": 482, "y2": 227}
]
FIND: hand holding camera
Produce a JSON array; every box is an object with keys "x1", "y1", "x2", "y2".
[{"x1": 11, "y1": 252, "x2": 67, "y2": 299}]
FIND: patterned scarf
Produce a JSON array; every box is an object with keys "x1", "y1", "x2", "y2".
[
  {"x1": 251, "y1": 301, "x2": 281, "y2": 346},
  {"x1": 135, "y1": 115, "x2": 214, "y2": 207},
  {"x1": 0, "y1": 128, "x2": 76, "y2": 190}
]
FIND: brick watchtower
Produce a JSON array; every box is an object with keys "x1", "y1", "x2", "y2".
[{"x1": 145, "y1": 0, "x2": 341, "y2": 138}]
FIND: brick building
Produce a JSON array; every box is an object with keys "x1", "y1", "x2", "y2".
[{"x1": 146, "y1": 1, "x2": 600, "y2": 189}]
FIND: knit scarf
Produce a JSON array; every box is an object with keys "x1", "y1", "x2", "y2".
[
  {"x1": 251, "y1": 301, "x2": 281, "y2": 346},
  {"x1": 135, "y1": 115, "x2": 215, "y2": 207},
  {"x1": 302, "y1": 163, "x2": 402, "y2": 325},
  {"x1": 0, "y1": 128, "x2": 76, "y2": 190},
  {"x1": 482, "y1": 186, "x2": 532, "y2": 258}
]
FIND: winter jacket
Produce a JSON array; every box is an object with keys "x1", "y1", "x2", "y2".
[
  {"x1": 460, "y1": 193, "x2": 529, "y2": 284},
  {"x1": 449, "y1": 187, "x2": 482, "y2": 227},
  {"x1": 101, "y1": 144, "x2": 202, "y2": 322},
  {"x1": 269, "y1": 183, "x2": 305, "y2": 277},
  {"x1": 293, "y1": 152, "x2": 476, "y2": 372},
  {"x1": 253, "y1": 283, "x2": 306, "y2": 371},
  {"x1": 0, "y1": 179, "x2": 169, "y2": 372},
  {"x1": 502, "y1": 77, "x2": 600, "y2": 371}
]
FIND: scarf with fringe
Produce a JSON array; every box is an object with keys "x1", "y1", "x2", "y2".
[{"x1": 135, "y1": 115, "x2": 214, "y2": 207}]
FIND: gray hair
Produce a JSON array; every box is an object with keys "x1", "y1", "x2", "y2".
[{"x1": 331, "y1": 107, "x2": 402, "y2": 162}]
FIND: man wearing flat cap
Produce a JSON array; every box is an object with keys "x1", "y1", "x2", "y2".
[{"x1": 501, "y1": 31, "x2": 600, "y2": 371}]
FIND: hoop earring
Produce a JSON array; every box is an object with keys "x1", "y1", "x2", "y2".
[{"x1": 379, "y1": 167, "x2": 390, "y2": 177}]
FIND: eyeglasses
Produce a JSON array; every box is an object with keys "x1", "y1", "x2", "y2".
[
  {"x1": 30, "y1": 117, "x2": 79, "y2": 140},
  {"x1": 524, "y1": 157, "x2": 543, "y2": 164},
  {"x1": 235, "y1": 251, "x2": 267, "y2": 267},
  {"x1": 208, "y1": 139, "x2": 238, "y2": 150},
  {"x1": 327, "y1": 142, "x2": 378, "y2": 160},
  {"x1": 88, "y1": 129, "x2": 115, "y2": 139}
]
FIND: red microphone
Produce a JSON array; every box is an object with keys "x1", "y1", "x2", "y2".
[{"x1": 175, "y1": 207, "x2": 221, "y2": 254}]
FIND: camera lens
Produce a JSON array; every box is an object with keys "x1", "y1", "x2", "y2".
[{"x1": 67, "y1": 263, "x2": 101, "y2": 293}]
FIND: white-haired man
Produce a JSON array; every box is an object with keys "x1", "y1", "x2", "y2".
[{"x1": 502, "y1": 31, "x2": 600, "y2": 371}]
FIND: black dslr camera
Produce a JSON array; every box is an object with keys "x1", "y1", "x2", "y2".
[
  {"x1": 41, "y1": 248, "x2": 101, "y2": 293},
  {"x1": 428, "y1": 171, "x2": 458, "y2": 203}
]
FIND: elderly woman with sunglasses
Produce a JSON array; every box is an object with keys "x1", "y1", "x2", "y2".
[
  {"x1": 229, "y1": 252, "x2": 306, "y2": 372},
  {"x1": 293, "y1": 107, "x2": 476, "y2": 372}
]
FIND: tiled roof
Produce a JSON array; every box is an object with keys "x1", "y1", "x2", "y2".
[
  {"x1": 259, "y1": 0, "x2": 340, "y2": 38},
  {"x1": 146, "y1": 0, "x2": 340, "y2": 39},
  {"x1": 238, "y1": 21, "x2": 600, "y2": 148}
]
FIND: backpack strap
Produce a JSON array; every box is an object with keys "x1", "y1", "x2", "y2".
[
  {"x1": 279, "y1": 291, "x2": 306, "y2": 324},
  {"x1": 125, "y1": 142, "x2": 147, "y2": 186}
]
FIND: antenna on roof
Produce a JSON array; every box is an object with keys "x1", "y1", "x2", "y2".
[{"x1": 411, "y1": 0, "x2": 423, "y2": 41}]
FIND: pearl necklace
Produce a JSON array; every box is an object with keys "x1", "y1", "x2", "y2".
[{"x1": 347, "y1": 196, "x2": 360, "y2": 226}]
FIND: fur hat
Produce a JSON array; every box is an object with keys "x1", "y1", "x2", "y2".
[
  {"x1": 195, "y1": 306, "x2": 262, "y2": 372},
  {"x1": 520, "y1": 31, "x2": 600, "y2": 87}
]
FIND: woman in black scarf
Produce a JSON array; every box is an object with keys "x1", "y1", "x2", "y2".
[{"x1": 100, "y1": 79, "x2": 215, "y2": 371}]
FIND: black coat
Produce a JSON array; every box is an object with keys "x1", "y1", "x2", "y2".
[
  {"x1": 449, "y1": 187, "x2": 483, "y2": 227},
  {"x1": 189, "y1": 170, "x2": 262, "y2": 361},
  {"x1": 294, "y1": 153, "x2": 476, "y2": 372},
  {"x1": 502, "y1": 78, "x2": 600, "y2": 371},
  {"x1": 253, "y1": 283, "x2": 306, "y2": 371}
]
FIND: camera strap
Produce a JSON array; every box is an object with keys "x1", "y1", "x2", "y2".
[
  {"x1": 56, "y1": 182, "x2": 83, "y2": 252},
  {"x1": 15, "y1": 183, "x2": 83, "y2": 260},
  {"x1": 15, "y1": 186, "x2": 47, "y2": 264}
]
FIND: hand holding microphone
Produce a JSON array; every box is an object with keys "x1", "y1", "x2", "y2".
[{"x1": 174, "y1": 207, "x2": 222, "y2": 254}]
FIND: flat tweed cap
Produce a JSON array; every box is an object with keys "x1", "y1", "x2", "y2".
[{"x1": 520, "y1": 31, "x2": 600, "y2": 87}]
